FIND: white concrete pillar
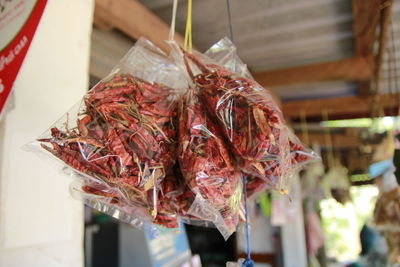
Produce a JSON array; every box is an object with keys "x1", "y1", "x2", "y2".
[
  {"x1": 281, "y1": 174, "x2": 307, "y2": 267},
  {"x1": 0, "y1": 1, "x2": 94, "y2": 266}
]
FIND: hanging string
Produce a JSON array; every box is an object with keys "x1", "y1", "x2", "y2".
[
  {"x1": 322, "y1": 110, "x2": 335, "y2": 169},
  {"x1": 226, "y1": 0, "x2": 234, "y2": 42},
  {"x1": 388, "y1": 19, "x2": 394, "y2": 96},
  {"x1": 389, "y1": 18, "x2": 400, "y2": 116},
  {"x1": 224, "y1": 0, "x2": 254, "y2": 265},
  {"x1": 169, "y1": 0, "x2": 179, "y2": 41},
  {"x1": 371, "y1": 0, "x2": 393, "y2": 118},
  {"x1": 387, "y1": 17, "x2": 397, "y2": 116},
  {"x1": 242, "y1": 177, "x2": 254, "y2": 267},
  {"x1": 300, "y1": 110, "x2": 309, "y2": 146},
  {"x1": 184, "y1": 0, "x2": 193, "y2": 51}
]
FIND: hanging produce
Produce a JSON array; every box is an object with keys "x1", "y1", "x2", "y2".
[
  {"x1": 178, "y1": 87, "x2": 243, "y2": 237},
  {"x1": 374, "y1": 186, "x2": 400, "y2": 231},
  {"x1": 30, "y1": 38, "x2": 186, "y2": 229},
  {"x1": 321, "y1": 160, "x2": 351, "y2": 204},
  {"x1": 28, "y1": 28, "x2": 317, "y2": 239},
  {"x1": 29, "y1": 37, "x2": 247, "y2": 238},
  {"x1": 173, "y1": 38, "x2": 317, "y2": 195}
]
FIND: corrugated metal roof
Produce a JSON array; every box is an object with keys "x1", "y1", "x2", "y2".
[
  {"x1": 138, "y1": 0, "x2": 355, "y2": 100},
  {"x1": 146, "y1": 0, "x2": 354, "y2": 70},
  {"x1": 92, "y1": 0, "x2": 400, "y2": 102}
]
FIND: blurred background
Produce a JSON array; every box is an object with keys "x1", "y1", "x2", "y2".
[{"x1": 1, "y1": 0, "x2": 400, "y2": 266}]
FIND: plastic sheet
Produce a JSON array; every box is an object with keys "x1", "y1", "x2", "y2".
[
  {"x1": 28, "y1": 38, "x2": 186, "y2": 229},
  {"x1": 178, "y1": 88, "x2": 243, "y2": 237},
  {"x1": 27, "y1": 36, "x2": 317, "y2": 238},
  {"x1": 173, "y1": 38, "x2": 318, "y2": 195}
]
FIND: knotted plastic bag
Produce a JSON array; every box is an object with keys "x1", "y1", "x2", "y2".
[
  {"x1": 28, "y1": 38, "x2": 186, "y2": 229},
  {"x1": 172, "y1": 38, "x2": 317, "y2": 195},
  {"x1": 178, "y1": 87, "x2": 243, "y2": 238}
]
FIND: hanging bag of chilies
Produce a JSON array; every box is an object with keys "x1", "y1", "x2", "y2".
[
  {"x1": 28, "y1": 38, "x2": 187, "y2": 230},
  {"x1": 177, "y1": 87, "x2": 243, "y2": 239},
  {"x1": 173, "y1": 37, "x2": 318, "y2": 197}
]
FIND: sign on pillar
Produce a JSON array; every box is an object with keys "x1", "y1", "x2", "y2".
[{"x1": 0, "y1": 0, "x2": 47, "y2": 117}]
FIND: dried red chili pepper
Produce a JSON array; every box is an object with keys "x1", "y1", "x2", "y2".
[
  {"x1": 182, "y1": 51, "x2": 314, "y2": 194},
  {"x1": 38, "y1": 73, "x2": 178, "y2": 226},
  {"x1": 178, "y1": 88, "x2": 242, "y2": 231}
]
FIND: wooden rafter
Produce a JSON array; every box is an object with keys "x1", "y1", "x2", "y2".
[
  {"x1": 282, "y1": 93, "x2": 400, "y2": 119},
  {"x1": 94, "y1": 0, "x2": 185, "y2": 53},
  {"x1": 93, "y1": 0, "x2": 375, "y2": 91},
  {"x1": 92, "y1": 0, "x2": 399, "y2": 123},
  {"x1": 374, "y1": 0, "x2": 394, "y2": 94},
  {"x1": 352, "y1": 0, "x2": 381, "y2": 95},
  {"x1": 91, "y1": 0, "x2": 286, "y2": 105},
  {"x1": 352, "y1": 0, "x2": 381, "y2": 57},
  {"x1": 296, "y1": 132, "x2": 361, "y2": 148},
  {"x1": 253, "y1": 56, "x2": 374, "y2": 88}
]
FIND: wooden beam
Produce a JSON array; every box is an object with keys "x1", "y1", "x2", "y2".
[
  {"x1": 94, "y1": 0, "x2": 185, "y2": 53},
  {"x1": 253, "y1": 57, "x2": 374, "y2": 88},
  {"x1": 370, "y1": 0, "x2": 394, "y2": 116},
  {"x1": 91, "y1": 0, "x2": 284, "y2": 107},
  {"x1": 374, "y1": 0, "x2": 394, "y2": 94},
  {"x1": 282, "y1": 93, "x2": 400, "y2": 119},
  {"x1": 352, "y1": 0, "x2": 381, "y2": 57},
  {"x1": 352, "y1": 0, "x2": 393, "y2": 95},
  {"x1": 93, "y1": 16, "x2": 114, "y2": 31},
  {"x1": 352, "y1": 0, "x2": 380, "y2": 95},
  {"x1": 295, "y1": 132, "x2": 361, "y2": 148}
]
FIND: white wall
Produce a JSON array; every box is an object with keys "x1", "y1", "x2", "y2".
[
  {"x1": 0, "y1": 0, "x2": 94, "y2": 266},
  {"x1": 236, "y1": 210, "x2": 275, "y2": 255},
  {"x1": 236, "y1": 201, "x2": 274, "y2": 267}
]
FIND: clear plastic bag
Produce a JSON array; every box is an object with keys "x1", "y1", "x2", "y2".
[
  {"x1": 70, "y1": 178, "x2": 154, "y2": 228},
  {"x1": 173, "y1": 38, "x2": 317, "y2": 194},
  {"x1": 178, "y1": 88, "x2": 243, "y2": 238},
  {"x1": 28, "y1": 38, "x2": 187, "y2": 229}
]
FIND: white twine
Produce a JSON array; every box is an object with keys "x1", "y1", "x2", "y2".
[{"x1": 169, "y1": 0, "x2": 179, "y2": 41}]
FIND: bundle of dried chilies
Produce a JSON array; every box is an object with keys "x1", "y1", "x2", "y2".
[
  {"x1": 39, "y1": 73, "x2": 178, "y2": 225},
  {"x1": 179, "y1": 41, "x2": 315, "y2": 196},
  {"x1": 32, "y1": 39, "x2": 188, "y2": 230},
  {"x1": 31, "y1": 38, "x2": 315, "y2": 238},
  {"x1": 178, "y1": 88, "x2": 242, "y2": 234}
]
